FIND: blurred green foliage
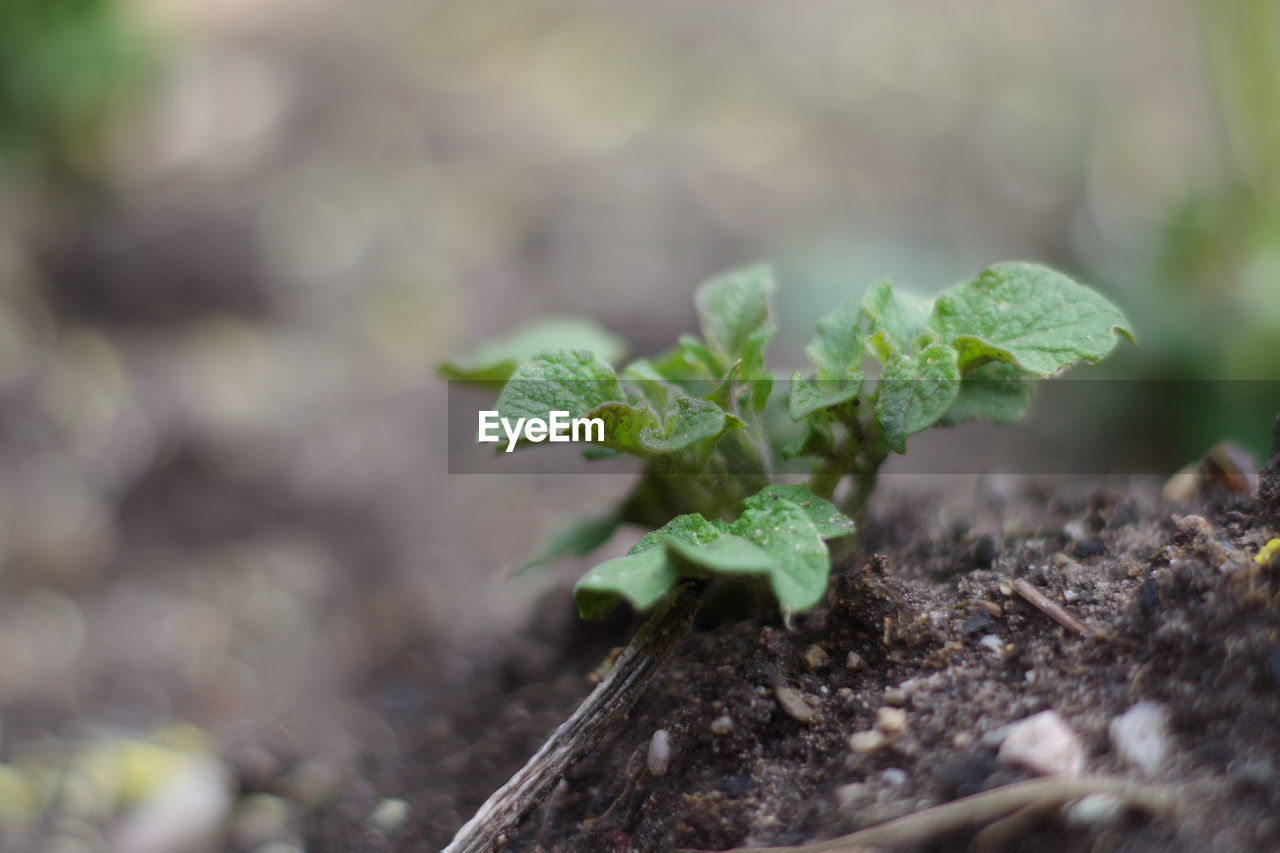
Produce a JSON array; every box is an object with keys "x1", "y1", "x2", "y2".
[
  {"x1": 0, "y1": 0, "x2": 148, "y2": 179},
  {"x1": 1120, "y1": 1, "x2": 1280, "y2": 461}
]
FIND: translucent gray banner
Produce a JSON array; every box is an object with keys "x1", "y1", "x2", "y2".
[{"x1": 446, "y1": 379, "x2": 1277, "y2": 476}]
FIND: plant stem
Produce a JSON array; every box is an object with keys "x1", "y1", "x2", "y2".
[
  {"x1": 442, "y1": 585, "x2": 699, "y2": 853},
  {"x1": 806, "y1": 464, "x2": 843, "y2": 501},
  {"x1": 841, "y1": 457, "x2": 882, "y2": 521}
]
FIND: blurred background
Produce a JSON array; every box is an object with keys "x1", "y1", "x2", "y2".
[{"x1": 0, "y1": 0, "x2": 1276, "y2": 849}]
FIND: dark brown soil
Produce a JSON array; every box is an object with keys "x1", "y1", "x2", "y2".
[{"x1": 330, "y1": 455, "x2": 1280, "y2": 853}]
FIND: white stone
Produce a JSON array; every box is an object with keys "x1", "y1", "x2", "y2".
[
  {"x1": 647, "y1": 729, "x2": 671, "y2": 776},
  {"x1": 997, "y1": 710, "x2": 1085, "y2": 777},
  {"x1": 848, "y1": 730, "x2": 887, "y2": 754},
  {"x1": 369, "y1": 798, "x2": 409, "y2": 833},
  {"x1": 880, "y1": 768, "x2": 909, "y2": 788},
  {"x1": 875, "y1": 707, "x2": 907, "y2": 734},
  {"x1": 710, "y1": 715, "x2": 734, "y2": 735},
  {"x1": 1110, "y1": 701, "x2": 1170, "y2": 776}
]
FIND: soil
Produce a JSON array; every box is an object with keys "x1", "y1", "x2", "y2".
[{"x1": 319, "y1": 441, "x2": 1280, "y2": 853}]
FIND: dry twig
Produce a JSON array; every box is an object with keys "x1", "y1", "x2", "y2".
[
  {"x1": 1013, "y1": 578, "x2": 1090, "y2": 636},
  {"x1": 444, "y1": 586, "x2": 698, "y2": 853},
  {"x1": 678, "y1": 776, "x2": 1184, "y2": 853}
]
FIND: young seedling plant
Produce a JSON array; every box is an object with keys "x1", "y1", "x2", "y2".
[{"x1": 441, "y1": 262, "x2": 1134, "y2": 853}]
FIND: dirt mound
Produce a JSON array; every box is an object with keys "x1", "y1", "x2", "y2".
[{"x1": 374, "y1": 466, "x2": 1280, "y2": 853}]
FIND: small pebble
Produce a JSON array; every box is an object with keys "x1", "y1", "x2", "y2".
[
  {"x1": 1071, "y1": 540, "x2": 1107, "y2": 559},
  {"x1": 1175, "y1": 514, "x2": 1211, "y2": 542},
  {"x1": 230, "y1": 794, "x2": 291, "y2": 847},
  {"x1": 999, "y1": 579, "x2": 1015, "y2": 597},
  {"x1": 845, "y1": 651, "x2": 865, "y2": 671},
  {"x1": 976, "y1": 600, "x2": 1002, "y2": 617},
  {"x1": 875, "y1": 707, "x2": 907, "y2": 734},
  {"x1": 709, "y1": 716, "x2": 734, "y2": 735},
  {"x1": 883, "y1": 687, "x2": 909, "y2": 707},
  {"x1": 881, "y1": 768, "x2": 909, "y2": 788},
  {"x1": 979, "y1": 635, "x2": 1004, "y2": 654},
  {"x1": 774, "y1": 685, "x2": 816, "y2": 724},
  {"x1": 802, "y1": 645, "x2": 831, "y2": 671},
  {"x1": 998, "y1": 710, "x2": 1085, "y2": 777},
  {"x1": 962, "y1": 611, "x2": 994, "y2": 638},
  {"x1": 368, "y1": 798, "x2": 409, "y2": 834},
  {"x1": 647, "y1": 730, "x2": 670, "y2": 776},
  {"x1": 848, "y1": 730, "x2": 887, "y2": 754},
  {"x1": 1109, "y1": 702, "x2": 1170, "y2": 776},
  {"x1": 835, "y1": 782, "x2": 871, "y2": 811},
  {"x1": 951, "y1": 731, "x2": 975, "y2": 749}
]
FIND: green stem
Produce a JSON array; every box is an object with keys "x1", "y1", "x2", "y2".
[
  {"x1": 806, "y1": 464, "x2": 843, "y2": 501},
  {"x1": 840, "y1": 424, "x2": 888, "y2": 522}
]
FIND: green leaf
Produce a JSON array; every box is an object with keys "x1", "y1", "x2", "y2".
[
  {"x1": 496, "y1": 349, "x2": 623, "y2": 429},
  {"x1": 571, "y1": 494, "x2": 842, "y2": 618},
  {"x1": 940, "y1": 361, "x2": 1036, "y2": 426},
  {"x1": 573, "y1": 549, "x2": 676, "y2": 619},
  {"x1": 674, "y1": 336, "x2": 722, "y2": 379},
  {"x1": 440, "y1": 319, "x2": 625, "y2": 386},
  {"x1": 743, "y1": 485, "x2": 856, "y2": 538},
  {"x1": 694, "y1": 265, "x2": 775, "y2": 376},
  {"x1": 789, "y1": 374, "x2": 860, "y2": 420},
  {"x1": 667, "y1": 533, "x2": 775, "y2": 576},
  {"x1": 808, "y1": 300, "x2": 865, "y2": 381},
  {"x1": 930, "y1": 263, "x2": 1136, "y2": 376},
  {"x1": 640, "y1": 395, "x2": 727, "y2": 453},
  {"x1": 736, "y1": 329, "x2": 773, "y2": 382},
  {"x1": 702, "y1": 359, "x2": 743, "y2": 411},
  {"x1": 779, "y1": 416, "x2": 836, "y2": 460},
  {"x1": 627, "y1": 335, "x2": 719, "y2": 384},
  {"x1": 623, "y1": 337, "x2": 725, "y2": 410},
  {"x1": 619, "y1": 362, "x2": 680, "y2": 414},
  {"x1": 875, "y1": 341, "x2": 962, "y2": 453},
  {"x1": 861, "y1": 279, "x2": 932, "y2": 358},
  {"x1": 572, "y1": 513, "x2": 724, "y2": 618},
  {"x1": 791, "y1": 297, "x2": 862, "y2": 428},
  {"x1": 728, "y1": 498, "x2": 831, "y2": 612},
  {"x1": 631, "y1": 513, "x2": 726, "y2": 554},
  {"x1": 514, "y1": 512, "x2": 621, "y2": 576},
  {"x1": 589, "y1": 401, "x2": 660, "y2": 456},
  {"x1": 747, "y1": 372, "x2": 774, "y2": 412}
]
